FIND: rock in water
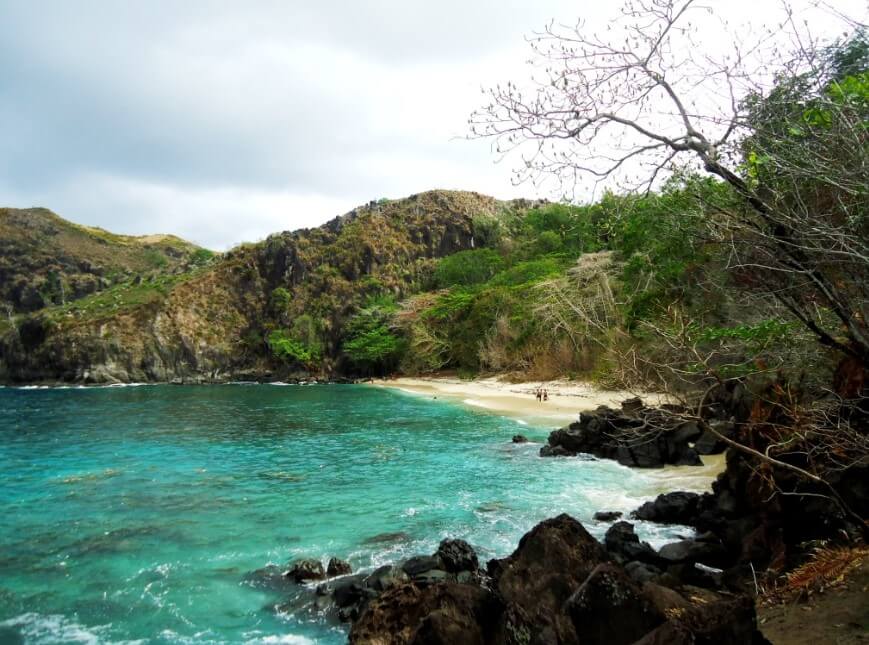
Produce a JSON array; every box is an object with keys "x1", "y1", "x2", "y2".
[
  {"x1": 593, "y1": 510, "x2": 623, "y2": 522},
  {"x1": 287, "y1": 558, "x2": 325, "y2": 583},
  {"x1": 327, "y1": 557, "x2": 352, "y2": 577},
  {"x1": 511, "y1": 434, "x2": 529, "y2": 443},
  {"x1": 436, "y1": 539, "x2": 479, "y2": 573},
  {"x1": 402, "y1": 555, "x2": 443, "y2": 578},
  {"x1": 364, "y1": 564, "x2": 409, "y2": 592},
  {"x1": 632, "y1": 491, "x2": 700, "y2": 524}
]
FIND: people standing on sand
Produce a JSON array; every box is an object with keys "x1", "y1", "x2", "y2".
[
  {"x1": 535, "y1": 388, "x2": 542, "y2": 402},
  {"x1": 543, "y1": 389, "x2": 549, "y2": 402}
]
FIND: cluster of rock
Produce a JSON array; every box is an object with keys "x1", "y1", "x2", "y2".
[
  {"x1": 258, "y1": 514, "x2": 768, "y2": 644},
  {"x1": 539, "y1": 397, "x2": 734, "y2": 467}
]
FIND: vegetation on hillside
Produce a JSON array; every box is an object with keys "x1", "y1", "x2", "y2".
[{"x1": 0, "y1": 207, "x2": 214, "y2": 315}]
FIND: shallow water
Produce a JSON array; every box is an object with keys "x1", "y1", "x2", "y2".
[{"x1": 0, "y1": 384, "x2": 700, "y2": 644}]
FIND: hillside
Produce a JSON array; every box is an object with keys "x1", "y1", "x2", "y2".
[
  {"x1": 0, "y1": 207, "x2": 214, "y2": 313},
  {"x1": 0, "y1": 191, "x2": 538, "y2": 383},
  {"x1": 0, "y1": 183, "x2": 836, "y2": 388}
]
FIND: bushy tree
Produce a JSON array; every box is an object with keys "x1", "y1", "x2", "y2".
[
  {"x1": 432, "y1": 249, "x2": 504, "y2": 288},
  {"x1": 472, "y1": 1, "x2": 868, "y2": 375},
  {"x1": 341, "y1": 297, "x2": 404, "y2": 374}
]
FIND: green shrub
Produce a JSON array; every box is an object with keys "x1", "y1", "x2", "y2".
[
  {"x1": 271, "y1": 287, "x2": 292, "y2": 311},
  {"x1": 267, "y1": 329, "x2": 319, "y2": 365},
  {"x1": 432, "y1": 249, "x2": 504, "y2": 288},
  {"x1": 488, "y1": 258, "x2": 567, "y2": 287}
]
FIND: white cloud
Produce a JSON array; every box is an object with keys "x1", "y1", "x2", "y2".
[{"x1": 0, "y1": 0, "x2": 863, "y2": 247}]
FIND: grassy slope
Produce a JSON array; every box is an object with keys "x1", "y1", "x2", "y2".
[{"x1": 0, "y1": 207, "x2": 212, "y2": 313}]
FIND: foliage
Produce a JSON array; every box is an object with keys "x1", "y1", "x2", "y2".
[
  {"x1": 432, "y1": 249, "x2": 504, "y2": 288},
  {"x1": 267, "y1": 329, "x2": 320, "y2": 366},
  {"x1": 270, "y1": 287, "x2": 292, "y2": 312},
  {"x1": 341, "y1": 296, "x2": 404, "y2": 373},
  {"x1": 488, "y1": 257, "x2": 566, "y2": 287}
]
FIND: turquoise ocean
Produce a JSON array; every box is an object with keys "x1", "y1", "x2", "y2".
[{"x1": 0, "y1": 384, "x2": 697, "y2": 644}]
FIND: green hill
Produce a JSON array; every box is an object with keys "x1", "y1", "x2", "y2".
[
  {"x1": 0, "y1": 185, "x2": 824, "y2": 387},
  {"x1": 0, "y1": 207, "x2": 214, "y2": 313}
]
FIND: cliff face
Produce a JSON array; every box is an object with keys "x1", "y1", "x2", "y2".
[{"x1": 0, "y1": 190, "x2": 529, "y2": 383}]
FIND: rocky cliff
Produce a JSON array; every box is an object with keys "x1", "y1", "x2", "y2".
[{"x1": 0, "y1": 191, "x2": 533, "y2": 383}]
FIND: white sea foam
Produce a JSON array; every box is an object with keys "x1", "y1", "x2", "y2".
[
  {"x1": 14, "y1": 382, "x2": 151, "y2": 390},
  {"x1": 0, "y1": 612, "x2": 145, "y2": 645},
  {"x1": 462, "y1": 398, "x2": 493, "y2": 409},
  {"x1": 243, "y1": 635, "x2": 315, "y2": 644}
]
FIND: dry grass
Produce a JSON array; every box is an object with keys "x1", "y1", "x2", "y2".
[{"x1": 763, "y1": 545, "x2": 869, "y2": 604}]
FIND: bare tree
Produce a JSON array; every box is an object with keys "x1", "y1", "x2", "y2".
[{"x1": 471, "y1": 0, "x2": 869, "y2": 374}]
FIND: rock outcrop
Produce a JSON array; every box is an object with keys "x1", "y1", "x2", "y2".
[
  {"x1": 286, "y1": 514, "x2": 771, "y2": 645},
  {"x1": 540, "y1": 403, "x2": 707, "y2": 467}
]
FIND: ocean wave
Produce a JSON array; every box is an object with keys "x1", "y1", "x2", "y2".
[
  {"x1": 243, "y1": 635, "x2": 315, "y2": 645},
  {"x1": 13, "y1": 382, "x2": 151, "y2": 390},
  {"x1": 0, "y1": 612, "x2": 145, "y2": 645}
]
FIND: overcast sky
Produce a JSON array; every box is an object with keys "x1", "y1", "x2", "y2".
[{"x1": 0, "y1": 1, "x2": 863, "y2": 249}]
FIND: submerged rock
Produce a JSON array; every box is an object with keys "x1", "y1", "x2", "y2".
[
  {"x1": 593, "y1": 510, "x2": 623, "y2": 522},
  {"x1": 362, "y1": 531, "x2": 411, "y2": 545},
  {"x1": 511, "y1": 434, "x2": 529, "y2": 443}
]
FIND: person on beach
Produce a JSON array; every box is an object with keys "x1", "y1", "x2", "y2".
[
  {"x1": 535, "y1": 388, "x2": 541, "y2": 402},
  {"x1": 543, "y1": 389, "x2": 549, "y2": 402}
]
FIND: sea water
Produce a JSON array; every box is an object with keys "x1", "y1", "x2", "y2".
[{"x1": 0, "y1": 384, "x2": 698, "y2": 644}]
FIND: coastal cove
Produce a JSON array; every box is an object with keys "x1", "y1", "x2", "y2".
[{"x1": 0, "y1": 383, "x2": 712, "y2": 644}]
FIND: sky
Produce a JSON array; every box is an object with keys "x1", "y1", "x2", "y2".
[{"x1": 0, "y1": 1, "x2": 864, "y2": 249}]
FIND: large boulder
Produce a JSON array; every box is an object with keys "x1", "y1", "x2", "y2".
[
  {"x1": 540, "y1": 406, "x2": 703, "y2": 468},
  {"x1": 364, "y1": 564, "x2": 410, "y2": 592},
  {"x1": 287, "y1": 558, "x2": 325, "y2": 583},
  {"x1": 659, "y1": 538, "x2": 729, "y2": 569},
  {"x1": 632, "y1": 492, "x2": 701, "y2": 524},
  {"x1": 565, "y1": 563, "x2": 666, "y2": 645},
  {"x1": 436, "y1": 538, "x2": 479, "y2": 573},
  {"x1": 488, "y1": 513, "x2": 609, "y2": 643},
  {"x1": 402, "y1": 555, "x2": 444, "y2": 578},
  {"x1": 349, "y1": 582, "x2": 502, "y2": 645},
  {"x1": 327, "y1": 557, "x2": 353, "y2": 577},
  {"x1": 604, "y1": 521, "x2": 662, "y2": 565}
]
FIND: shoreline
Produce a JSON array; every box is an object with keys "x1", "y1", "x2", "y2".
[
  {"x1": 370, "y1": 375, "x2": 667, "y2": 427},
  {"x1": 370, "y1": 375, "x2": 726, "y2": 490}
]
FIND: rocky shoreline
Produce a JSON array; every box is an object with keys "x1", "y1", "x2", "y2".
[{"x1": 253, "y1": 393, "x2": 866, "y2": 644}]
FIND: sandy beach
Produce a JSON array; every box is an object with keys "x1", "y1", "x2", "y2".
[
  {"x1": 370, "y1": 375, "x2": 725, "y2": 490},
  {"x1": 370, "y1": 375, "x2": 667, "y2": 427}
]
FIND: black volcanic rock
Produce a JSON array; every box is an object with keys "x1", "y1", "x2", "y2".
[{"x1": 540, "y1": 405, "x2": 703, "y2": 468}]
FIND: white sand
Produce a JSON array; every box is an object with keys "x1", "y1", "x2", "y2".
[
  {"x1": 370, "y1": 375, "x2": 666, "y2": 426},
  {"x1": 369, "y1": 375, "x2": 725, "y2": 490}
]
